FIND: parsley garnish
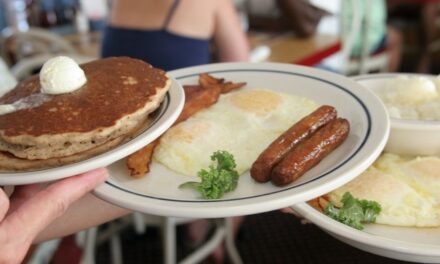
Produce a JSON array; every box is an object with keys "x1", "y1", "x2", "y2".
[
  {"x1": 324, "y1": 192, "x2": 381, "y2": 230},
  {"x1": 179, "y1": 150, "x2": 239, "y2": 199}
]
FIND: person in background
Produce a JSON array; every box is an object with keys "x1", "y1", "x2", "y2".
[{"x1": 101, "y1": 0, "x2": 250, "y2": 71}]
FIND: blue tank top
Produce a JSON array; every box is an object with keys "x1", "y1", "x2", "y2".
[{"x1": 101, "y1": 0, "x2": 211, "y2": 71}]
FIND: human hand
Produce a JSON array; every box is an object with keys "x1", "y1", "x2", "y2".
[{"x1": 0, "y1": 168, "x2": 108, "y2": 264}]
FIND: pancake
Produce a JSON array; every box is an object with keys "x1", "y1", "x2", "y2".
[
  {"x1": 0, "y1": 107, "x2": 160, "y2": 172},
  {"x1": 0, "y1": 135, "x2": 126, "y2": 171},
  {"x1": 0, "y1": 57, "x2": 170, "y2": 161}
]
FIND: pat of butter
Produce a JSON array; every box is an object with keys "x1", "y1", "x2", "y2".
[
  {"x1": 40, "y1": 56, "x2": 87, "y2": 94},
  {"x1": 0, "y1": 56, "x2": 87, "y2": 116}
]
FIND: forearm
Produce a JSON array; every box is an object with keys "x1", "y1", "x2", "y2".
[
  {"x1": 214, "y1": 0, "x2": 250, "y2": 62},
  {"x1": 34, "y1": 194, "x2": 130, "y2": 243}
]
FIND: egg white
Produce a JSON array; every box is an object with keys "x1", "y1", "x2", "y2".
[
  {"x1": 329, "y1": 153, "x2": 440, "y2": 227},
  {"x1": 154, "y1": 88, "x2": 319, "y2": 177}
]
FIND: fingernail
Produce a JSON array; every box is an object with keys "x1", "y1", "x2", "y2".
[{"x1": 81, "y1": 167, "x2": 109, "y2": 183}]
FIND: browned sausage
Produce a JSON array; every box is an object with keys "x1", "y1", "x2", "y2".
[
  {"x1": 271, "y1": 118, "x2": 350, "y2": 186},
  {"x1": 250, "y1": 105, "x2": 337, "y2": 183}
]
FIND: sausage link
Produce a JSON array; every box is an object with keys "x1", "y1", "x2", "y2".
[
  {"x1": 250, "y1": 105, "x2": 337, "y2": 183},
  {"x1": 271, "y1": 118, "x2": 350, "y2": 186}
]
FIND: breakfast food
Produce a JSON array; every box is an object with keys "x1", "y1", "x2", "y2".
[
  {"x1": 126, "y1": 73, "x2": 347, "y2": 190},
  {"x1": 154, "y1": 88, "x2": 319, "y2": 176},
  {"x1": 271, "y1": 118, "x2": 350, "y2": 186},
  {"x1": 40, "y1": 56, "x2": 87, "y2": 94},
  {"x1": 375, "y1": 75, "x2": 440, "y2": 120},
  {"x1": 198, "y1": 73, "x2": 246, "y2": 94},
  {"x1": 0, "y1": 56, "x2": 170, "y2": 171},
  {"x1": 126, "y1": 74, "x2": 246, "y2": 177},
  {"x1": 179, "y1": 150, "x2": 239, "y2": 199},
  {"x1": 251, "y1": 105, "x2": 337, "y2": 183},
  {"x1": 250, "y1": 105, "x2": 349, "y2": 186},
  {"x1": 324, "y1": 192, "x2": 381, "y2": 230},
  {"x1": 324, "y1": 153, "x2": 440, "y2": 227}
]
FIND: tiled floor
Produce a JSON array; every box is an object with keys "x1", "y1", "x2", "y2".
[{"x1": 95, "y1": 211, "x2": 414, "y2": 264}]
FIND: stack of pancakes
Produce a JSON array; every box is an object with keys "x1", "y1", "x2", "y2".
[{"x1": 0, "y1": 57, "x2": 170, "y2": 171}]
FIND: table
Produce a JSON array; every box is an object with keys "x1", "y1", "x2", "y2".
[
  {"x1": 65, "y1": 30, "x2": 341, "y2": 67},
  {"x1": 249, "y1": 31, "x2": 341, "y2": 66}
]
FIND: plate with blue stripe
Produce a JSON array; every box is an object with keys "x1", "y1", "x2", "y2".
[{"x1": 94, "y1": 62, "x2": 389, "y2": 218}]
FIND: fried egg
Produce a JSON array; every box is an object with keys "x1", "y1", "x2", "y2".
[
  {"x1": 328, "y1": 153, "x2": 440, "y2": 227},
  {"x1": 154, "y1": 89, "x2": 319, "y2": 176}
]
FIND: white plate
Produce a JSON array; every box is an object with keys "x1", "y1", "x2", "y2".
[
  {"x1": 0, "y1": 78, "x2": 185, "y2": 185},
  {"x1": 94, "y1": 62, "x2": 389, "y2": 218},
  {"x1": 289, "y1": 74, "x2": 440, "y2": 263},
  {"x1": 292, "y1": 202, "x2": 440, "y2": 263}
]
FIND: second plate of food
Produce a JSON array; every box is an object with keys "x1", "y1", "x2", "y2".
[
  {"x1": 291, "y1": 73, "x2": 440, "y2": 263},
  {"x1": 94, "y1": 62, "x2": 389, "y2": 218}
]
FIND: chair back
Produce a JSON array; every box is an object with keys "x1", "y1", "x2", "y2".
[
  {"x1": 316, "y1": 0, "x2": 389, "y2": 75},
  {"x1": 0, "y1": 27, "x2": 77, "y2": 66},
  {"x1": 339, "y1": 0, "x2": 362, "y2": 74},
  {"x1": 341, "y1": 0, "x2": 389, "y2": 75}
]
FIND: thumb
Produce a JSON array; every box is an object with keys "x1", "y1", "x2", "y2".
[{"x1": 2, "y1": 168, "x2": 108, "y2": 241}]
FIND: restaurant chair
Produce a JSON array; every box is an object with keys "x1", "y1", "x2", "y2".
[
  {"x1": 343, "y1": 1, "x2": 389, "y2": 75},
  {"x1": 316, "y1": 0, "x2": 389, "y2": 75},
  {"x1": 78, "y1": 214, "x2": 243, "y2": 264},
  {"x1": 0, "y1": 27, "x2": 77, "y2": 66},
  {"x1": 0, "y1": 26, "x2": 96, "y2": 81}
]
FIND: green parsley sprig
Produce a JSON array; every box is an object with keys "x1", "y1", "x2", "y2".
[
  {"x1": 324, "y1": 192, "x2": 381, "y2": 230},
  {"x1": 179, "y1": 150, "x2": 239, "y2": 199}
]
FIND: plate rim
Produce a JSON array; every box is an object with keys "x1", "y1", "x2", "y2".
[
  {"x1": 0, "y1": 77, "x2": 185, "y2": 185},
  {"x1": 93, "y1": 62, "x2": 390, "y2": 218},
  {"x1": 292, "y1": 202, "x2": 440, "y2": 257}
]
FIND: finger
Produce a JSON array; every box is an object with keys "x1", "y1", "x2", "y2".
[
  {"x1": 1, "y1": 168, "x2": 108, "y2": 241},
  {"x1": 8, "y1": 184, "x2": 42, "y2": 214},
  {"x1": 0, "y1": 189, "x2": 10, "y2": 221}
]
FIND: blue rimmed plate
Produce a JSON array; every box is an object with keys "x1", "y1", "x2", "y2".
[{"x1": 94, "y1": 62, "x2": 389, "y2": 218}]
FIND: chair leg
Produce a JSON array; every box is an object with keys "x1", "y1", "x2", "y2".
[
  {"x1": 80, "y1": 227, "x2": 98, "y2": 264},
  {"x1": 179, "y1": 219, "x2": 226, "y2": 264},
  {"x1": 133, "y1": 212, "x2": 147, "y2": 234},
  {"x1": 109, "y1": 222, "x2": 123, "y2": 264},
  {"x1": 164, "y1": 217, "x2": 177, "y2": 264},
  {"x1": 224, "y1": 218, "x2": 243, "y2": 264}
]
